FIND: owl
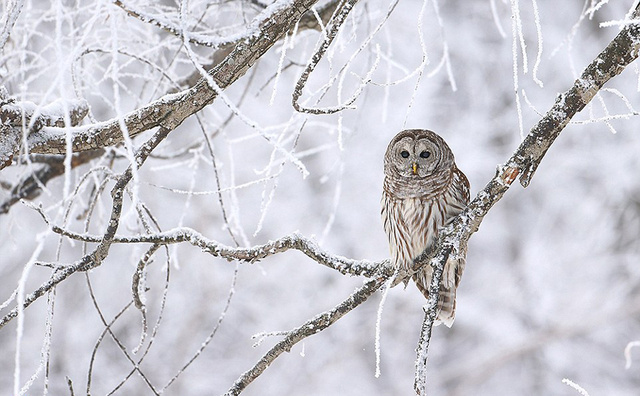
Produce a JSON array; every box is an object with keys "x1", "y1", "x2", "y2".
[{"x1": 381, "y1": 129, "x2": 470, "y2": 327}]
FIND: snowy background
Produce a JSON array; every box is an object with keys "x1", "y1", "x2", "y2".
[{"x1": 2, "y1": 0, "x2": 640, "y2": 395}]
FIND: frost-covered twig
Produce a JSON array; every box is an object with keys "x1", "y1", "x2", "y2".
[
  {"x1": 292, "y1": 0, "x2": 362, "y2": 114},
  {"x1": 175, "y1": 0, "x2": 342, "y2": 89},
  {"x1": 160, "y1": 263, "x2": 238, "y2": 392},
  {"x1": 113, "y1": 0, "x2": 240, "y2": 49},
  {"x1": 0, "y1": 0, "x2": 24, "y2": 51},
  {"x1": 562, "y1": 378, "x2": 590, "y2": 396},
  {"x1": 223, "y1": 277, "x2": 386, "y2": 396},
  {"x1": 624, "y1": 340, "x2": 640, "y2": 369},
  {"x1": 413, "y1": 5, "x2": 640, "y2": 394},
  {"x1": 115, "y1": 0, "x2": 339, "y2": 50}
]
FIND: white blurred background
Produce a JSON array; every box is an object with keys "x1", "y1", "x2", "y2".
[{"x1": 1, "y1": 0, "x2": 640, "y2": 395}]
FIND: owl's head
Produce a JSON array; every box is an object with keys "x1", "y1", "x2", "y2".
[{"x1": 383, "y1": 129, "x2": 455, "y2": 179}]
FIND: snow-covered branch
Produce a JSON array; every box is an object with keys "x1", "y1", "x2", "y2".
[
  {"x1": 0, "y1": 205, "x2": 390, "y2": 330},
  {"x1": 292, "y1": 0, "x2": 361, "y2": 114},
  {"x1": 34, "y1": 211, "x2": 390, "y2": 278},
  {"x1": 414, "y1": 5, "x2": 640, "y2": 394},
  {"x1": 11, "y1": 0, "x2": 320, "y2": 156},
  {"x1": 0, "y1": 97, "x2": 89, "y2": 169}
]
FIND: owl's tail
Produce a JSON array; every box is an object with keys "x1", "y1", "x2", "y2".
[
  {"x1": 414, "y1": 280, "x2": 457, "y2": 328},
  {"x1": 413, "y1": 264, "x2": 458, "y2": 328}
]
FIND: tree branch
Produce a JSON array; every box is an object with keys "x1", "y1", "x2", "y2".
[
  {"x1": 291, "y1": 0, "x2": 360, "y2": 114},
  {"x1": 29, "y1": 209, "x2": 391, "y2": 278},
  {"x1": 0, "y1": 0, "x2": 345, "y2": 215},
  {"x1": 0, "y1": 97, "x2": 89, "y2": 169},
  {"x1": 414, "y1": 6, "x2": 640, "y2": 394},
  {"x1": 17, "y1": 0, "x2": 320, "y2": 156},
  {"x1": 223, "y1": 277, "x2": 386, "y2": 396},
  {"x1": 175, "y1": 0, "x2": 343, "y2": 89},
  {"x1": 0, "y1": 150, "x2": 104, "y2": 214}
]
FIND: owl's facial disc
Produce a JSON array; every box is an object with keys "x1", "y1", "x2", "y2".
[{"x1": 393, "y1": 136, "x2": 440, "y2": 178}]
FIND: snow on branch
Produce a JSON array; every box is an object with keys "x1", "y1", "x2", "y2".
[
  {"x1": 113, "y1": 0, "x2": 241, "y2": 48},
  {"x1": 413, "y1": 5, "x2": 640, "y2": 394},
  {"x1": 114, "y1": 0, "x2": 340, "y2": 49},
  {"x1": 292, "y1": 0, "x2": 362, "y2": 115},
  {"x1": 0, "y1": 96, "x2": 89, "y2": 169},
  {"x1": 33, "y1": 209, "x2": 391, "y2": 278},
  {"x1": 0, "y1": 202, "x2": 391, "y2": 330},
  {"x1": 175, "y1": 0, "x2": 343, "y2": 89},
  {"x1": 15, "y1": 0, "x2": 321, "y2": 156}
]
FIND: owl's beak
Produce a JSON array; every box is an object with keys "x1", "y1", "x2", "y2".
[{"x1": 412, "y1": 163, "x2": 418, "y2": 175}]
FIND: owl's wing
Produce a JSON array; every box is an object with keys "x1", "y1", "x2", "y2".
[{"x1": 453, "y1": 167, "x2": 470, "y2": 204}]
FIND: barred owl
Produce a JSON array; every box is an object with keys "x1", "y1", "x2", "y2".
[{"x1": 381, "y1": 129, "x2": 470, "y2": 327}]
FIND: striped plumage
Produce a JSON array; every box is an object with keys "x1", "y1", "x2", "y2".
[{"x1": 381, "y1": 129, "x2": 469, "y2": 327}]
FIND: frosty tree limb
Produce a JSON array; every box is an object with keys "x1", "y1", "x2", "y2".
[
  {"x1": 414, "y1": 5, "x2": 640, "y2": 394},
  {"x1": 0, "y1": 0, "x2": 343, "y2": 214},
  {"x1": 175, "y1": 0, "x2": 343, "y2": 89},
  {"x1": 114, "y1": 0, "x2": 339, "y2": 50},
  {"x1": 223, "y1": 277, "x2": 386, "y2": 396},
  {"x1": 15, "y1": 0, "x2": 321, "y2": 156},
  {"x1": 30, "y1": 211, "x2": 391, "y2": 279},
  {"x1": 113, "y1": 0, "x2": 244, "y2": 48},
  {"x1": 1, "y1": 213, "x2": 390, "y2": 329}
]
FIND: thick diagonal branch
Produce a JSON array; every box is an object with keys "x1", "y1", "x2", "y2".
[
  {"x1": 23, "y1": 0, "x2": 320, "y2": 155},
  {"x1": 0, "y1": 0, "x2": 342, "y2": 214},
  {"x1": 414, "y1": 7, "x2": 640, "y2": 395}
]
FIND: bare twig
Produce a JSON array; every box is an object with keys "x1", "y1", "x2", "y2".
[
  {"x1": 161, "y1": 263, "x2": 239, "y2": 392},
  {"x1": 65, "y1": 376, "x2": 74, "y2": 396},
  {"x1": 413, "y1": 5, "x2": 640, "y2": 394}
]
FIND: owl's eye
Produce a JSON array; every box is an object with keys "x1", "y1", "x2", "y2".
[
  {"x1": 400, "y1": 150, "x2": 410, "y2": 158},
  {"x1": 419, "y1": 151, "x2": 431, "y2": 159}
]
